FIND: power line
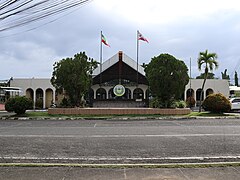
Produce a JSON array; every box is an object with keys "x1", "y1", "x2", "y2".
[{"x1": 0, "y1": 0, "x2": 91, "y2": 32}]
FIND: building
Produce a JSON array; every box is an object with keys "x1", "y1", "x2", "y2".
[
  {"x1": 90, "y1": 51, "x2": 149, "y2": 107},
  {"x1": 1, "y1": 51, "x2": 229, "y2": 108},
  {"x1": 185, "y1": 79, "x2": 229, "y2": 106},
  {"x1": 9, "y1": 78, "x2": 56, "y2": 109}
]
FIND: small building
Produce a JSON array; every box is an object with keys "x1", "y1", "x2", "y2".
[
  {"x1": 9, "y1": 78, "x2": 56, "y2": 109},
  {"x1": 185, "y1": 79, "x2": 229, "y2": 106}
]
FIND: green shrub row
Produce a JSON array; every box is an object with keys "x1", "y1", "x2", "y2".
[{"x1": 5, "y1": 96, "x2": 33, "y2": 115}]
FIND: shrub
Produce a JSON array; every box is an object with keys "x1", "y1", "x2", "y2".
[
  {"x1": 60, "y1": 97, "x2": 72, "y2": 108},
  {"x1": 149, "y1": 97, "x2": 161, "y2": 108},
  {"x1": 171, "y1": 100, "x2": 187, "y2": 108},
  {"x1": 5, "y1": 96, "x2": 33, "y2": 115},
  {"x1": 176, "y1": 100, "x2": 187, "y2": 108},
  {"x1": 202, "y1": 93, "x2": 231, "y2": 113},
  {"x1": 186, "y1": 96, "x2": 196, "y2": 107}
]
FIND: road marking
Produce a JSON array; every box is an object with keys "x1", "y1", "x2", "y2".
[
  {"x1": 123, "y1": 168, "x2": 127, "y2": 179},
  {"x1": 1, "y1": 134, "x2": 240, "y2": 138},
  {"x1": 1, "y1": 155, "x2": 240, "y2": 161}
]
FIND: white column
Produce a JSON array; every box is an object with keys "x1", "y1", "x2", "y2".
[
  {"x1": 33, "y1": 90, "x2": 36, "y2": 109},
  {"x1": 43, "y1": 90, "x2": 46, "y2": 109},
  {"x1": 94, "y1": 89, "x2": 96, "y2": 99}
]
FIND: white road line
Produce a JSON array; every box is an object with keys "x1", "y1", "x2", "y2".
[
  {"x1": 1, "y1": 134, "x2": 240, "y2": 138},
  {"x1": 1, "y1": 156, "x2": 240, "y2": 161},
  {"x1": 123, "y1": 168, "x2": 127, "y2": 179}
]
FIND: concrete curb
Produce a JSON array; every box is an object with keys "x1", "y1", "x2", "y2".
[
  {"x1": 1, "y1": 162, "x2": 240, "y2": 168},
  {"x1": 1, "y1": 115, "x2": 240, "y2": 121}
]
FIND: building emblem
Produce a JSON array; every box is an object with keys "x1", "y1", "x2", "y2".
[{"x1": 113, "y1": 84, "x2": 125, "y2": 97}]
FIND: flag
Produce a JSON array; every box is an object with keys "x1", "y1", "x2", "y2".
[
  {"x1": 101, "y1": 33, "x2": 110, "y2": 47},
  {"x1": 138, "y1": 30, "x2": 149, "y2": 43}
]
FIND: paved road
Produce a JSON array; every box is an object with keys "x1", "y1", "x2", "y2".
[{"x1": 0, "y1": 118, "x2": 240, "y2": 164}]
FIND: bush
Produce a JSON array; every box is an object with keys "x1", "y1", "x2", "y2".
[
  {"x1": 176, "y1": 100, "x2": 187, "y2": 108},
  {"x1": 171, "y1": 100, "x2": 187, "y2": 108},
  {"x1": 186, "y1": 96, "x2": 196, "y2": 107},
  {"x1": 60, "y1": 97, "x2": 72, "y2": 108},
  {"x1": 5, "y1": 96, "x2": 33, "y2": 115},
  {"x1": 202, "y1": 93, "x2": 231, "y2": 113},
  {"x1": 149, "y1": 97, "x2": 161, "y2": 108}
]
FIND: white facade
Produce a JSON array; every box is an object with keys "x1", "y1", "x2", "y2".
[
  {"x1": 10, "y1": 78, "x2": 56, "y2": 109},
  {"x1": 185, "y1": 79, "x2": 229, "y2": 104}
]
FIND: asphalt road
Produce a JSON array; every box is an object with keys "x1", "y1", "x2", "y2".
[{"x1": 0, "y1": 118, "x2": 240, "y2": 164}]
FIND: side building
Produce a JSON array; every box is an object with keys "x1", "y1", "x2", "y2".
[{"x1": 9, "y1": 78, "x2": 56, "y2": 109}]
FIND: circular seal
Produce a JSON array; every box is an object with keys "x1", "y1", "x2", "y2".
[{"x1": 113, "y1": 84, "x2": 125, "y2": 97}]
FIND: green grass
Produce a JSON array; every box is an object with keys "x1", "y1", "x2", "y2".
[
  {"x1": 3, "y1": 110, "x2": 236, "y2": 119},
  {"x1": 23, "y1": 111, "x2": 166, "y2": 119},
  {"x1": 187, "y1": 112, "x2": 234, "y2": 117}
]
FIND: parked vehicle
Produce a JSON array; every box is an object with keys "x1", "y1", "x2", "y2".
[{"x1": 230, "y1": 98, "x2": 240, "y2": 111}]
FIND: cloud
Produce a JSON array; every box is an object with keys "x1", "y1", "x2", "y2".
[{"x1": 1, "y1": 0, "x2": 240, "y2": 82}]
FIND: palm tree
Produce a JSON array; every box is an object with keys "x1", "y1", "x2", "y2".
[{"x1": 197, "y1": 50, "x2": 219, "y2": 112}]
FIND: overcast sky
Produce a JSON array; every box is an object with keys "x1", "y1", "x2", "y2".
[{"x1": 1, "y1": 0, "x2": 240, "y2": 82}]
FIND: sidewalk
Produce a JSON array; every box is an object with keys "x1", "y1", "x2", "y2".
[{"x1": 0, "y1": 166, "x2": 240, "y2": 180}]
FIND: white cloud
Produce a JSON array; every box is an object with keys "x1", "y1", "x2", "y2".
[
  {"x1": 1, "y1": 0, "x2": 240, "y2": 81},
  {"x1": 93, "y1": 0, "x2": 240, "y2": 25}
]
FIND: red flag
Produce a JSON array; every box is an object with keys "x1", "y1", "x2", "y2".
[{"x1": 138, "y1": 31, "x2": 149, "y2": 43}]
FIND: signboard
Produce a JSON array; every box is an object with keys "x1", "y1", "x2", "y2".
[{"x1": 113, "y1": 84, "x2": 125, "y2": 97}]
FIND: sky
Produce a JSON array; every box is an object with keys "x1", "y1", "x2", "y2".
[{"x1": 1, "y1": 0, "x2": 240, "y2": 83}]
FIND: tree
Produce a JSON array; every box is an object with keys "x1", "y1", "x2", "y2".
[
  {"x1": 221, "y1": 69, "x2": 230, "y2": 80},
  {"x1": 196, "y1": 72, "x2": 216, "y2": 79},
  {"x1": 235, "y1": 71, "x2": 239, "y2": 86},
  {"x1": 145, "y1": 53, "x2": 189, "y2": 108},
  {"x1": 197, "y1": 50, "x2": 219, "y2": 112},
  {"x1": 51, "y1": 52, "x2": 98, "y2": 107}
]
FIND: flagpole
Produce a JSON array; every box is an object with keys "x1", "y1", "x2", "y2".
[
  {"x1": 100, "y1": 31, "x2": 103, "y2": 86},
  {"x1": 136, "y1": 30, "x2": 139, "y2": 87},
  {"x1": 190, "y1": 57, "x2": 192, "y2": 109}
]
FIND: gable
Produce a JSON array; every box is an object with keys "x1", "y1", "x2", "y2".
[{"x1": 92, "y1": 51, "x2": 147, "y2": 85}]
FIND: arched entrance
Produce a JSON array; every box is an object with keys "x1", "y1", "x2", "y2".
[
  {"x1": 36, "y1": 88, "x2": 43, "y2": 109},
  {"x1": 45, "y1": 88, "x2": 53, "y2": 108},
  {"x1": 133, "y1": 88, "x2": 144, "y2": 100},
  {"x1": 196, "y1": 88, "x2": 204, "y2": 106},
  {"x1": 206, "y1": 88, "x2": 214, "y2": 97},
  {"x1": 186, "y1": 88, "x2": 194, "y2": 98},
  {"x1": 26, "y1": 88, "x2": 34, "y2": 101},
  {"x1": 96, "y1": 88, "x2": 106, "y2": 100}
]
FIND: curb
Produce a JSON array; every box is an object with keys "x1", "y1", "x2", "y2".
[
  {"x1": 1, "y1": 162, "x2": 240, "y2": 168},
  {"x1": 1, "y1": 116, "x2": 240, "y2": 121}
]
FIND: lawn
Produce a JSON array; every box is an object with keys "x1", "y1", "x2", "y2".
[{"x1": 21, "y1": 111, "x2": 236, "y2": 119}]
